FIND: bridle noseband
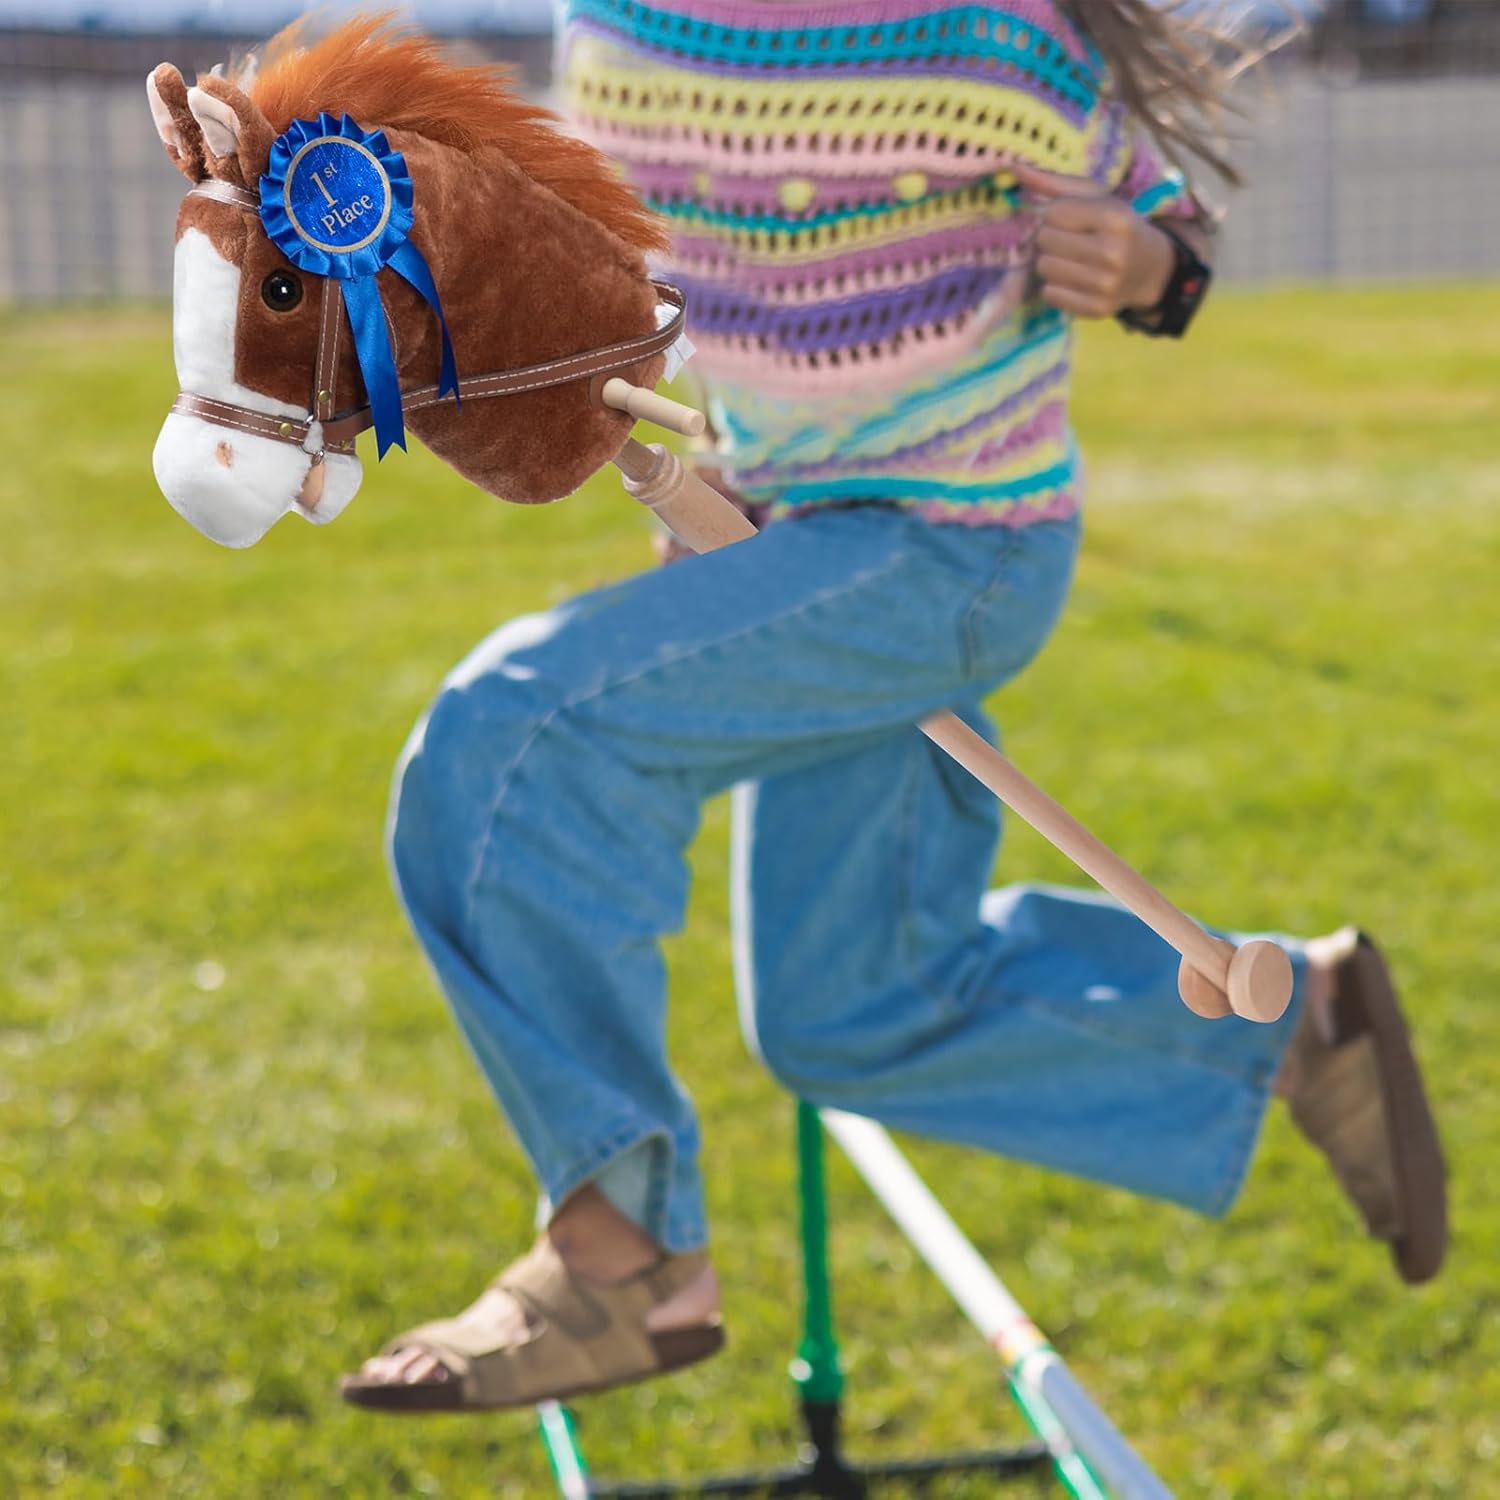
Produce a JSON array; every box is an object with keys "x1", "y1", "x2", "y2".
[{"x1": 171, "y1": 178, "x2": 689, "y2": 465}]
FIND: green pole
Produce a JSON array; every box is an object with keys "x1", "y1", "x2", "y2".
[{"x1": 789, "y1": 1099, "x2": 844, "y2": 1403}]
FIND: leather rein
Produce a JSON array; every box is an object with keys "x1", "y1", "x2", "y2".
[{"x1": 171, "y1": 179, "x2": 688, "y2": 465}]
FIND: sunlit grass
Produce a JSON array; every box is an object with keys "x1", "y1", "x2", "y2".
[{"x1": 2, "y1": 285, "x2": 1497, "y2": 1496}]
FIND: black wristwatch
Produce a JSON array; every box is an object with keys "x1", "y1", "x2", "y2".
[{"x1": 1117, "y1": 222, "x2": 1212, "y2": 339}]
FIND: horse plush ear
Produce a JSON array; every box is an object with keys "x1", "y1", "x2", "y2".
[
  {"x1": 146, "y1": 64, "x2": 207, "y2": 182},
  {"x1": 186, "y1": 73, "x2": 276, "y2": 189}
]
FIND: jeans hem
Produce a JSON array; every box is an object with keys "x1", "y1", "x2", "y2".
[{"x1": 541, "y1": 1117, "x2": 708, "y2": 1255}]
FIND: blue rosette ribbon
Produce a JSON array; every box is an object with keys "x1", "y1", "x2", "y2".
[{"x1": 260, "y1": 112, "x2": 459, "y2": 458}]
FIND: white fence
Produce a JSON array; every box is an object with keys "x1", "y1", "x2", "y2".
[
  {"x1": 1, "y1": 50, "x2": 1496, "y2": 300},
  {"x1": 0, "y1": 76, "x2": 173, "y2": 300},
  {"x1": 1219, "y1": 71, "x2": 1500, "y2": 282}
]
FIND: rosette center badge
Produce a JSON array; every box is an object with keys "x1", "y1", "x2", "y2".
[{"x1": 284, "y1": 136, "x2": 393, "y2": 257}]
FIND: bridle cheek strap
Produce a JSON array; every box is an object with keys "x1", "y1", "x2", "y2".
[{"x1": 172, "y1": 177, "x2": 689, "y2": 462}]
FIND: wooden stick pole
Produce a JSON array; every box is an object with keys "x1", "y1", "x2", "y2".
[
  {"x1": 612, "y1": 438, "x2": 1292, "y2": 1024},
  {"x1": 919, "y1": 714, "x2": 1232, "y2": 983},
  {"x1": 614, "y1": 438, "x2": 757, "y2": 551}
]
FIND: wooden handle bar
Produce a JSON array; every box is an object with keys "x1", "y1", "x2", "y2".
[
  {"x1": 600, "y1": 379, "x2": 706, "y2": 438},
  {"x1": 611, "y1": 438, "x2": 1292, "y2": 1023}
]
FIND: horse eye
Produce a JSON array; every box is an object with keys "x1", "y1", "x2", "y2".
[{"x1": 261, "y1": 270, "x2": 303, "y2": 312}]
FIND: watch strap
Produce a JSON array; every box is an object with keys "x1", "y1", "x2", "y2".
[{"x1": 1117, "y1": 221, "x2": 1212, "y2": 339}]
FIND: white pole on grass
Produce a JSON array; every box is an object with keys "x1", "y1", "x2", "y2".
[
  {"x1": 536, "y1": 1400, "x2": 591, "y2": 1499},
  {"x1": 821, "y1": 1109, "x2": 1176, "y2": 1500}
]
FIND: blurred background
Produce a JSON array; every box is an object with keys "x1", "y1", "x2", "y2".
[
  {"x1": 1, "y1": 0, "x2": 1498, "y2": 298},
  {"x1": 2, "y1": 2, "x2": 1496, "y2": 1497}
]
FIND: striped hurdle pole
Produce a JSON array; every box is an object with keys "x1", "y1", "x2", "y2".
[
  {"x1": 822, "y1": 1109, "x2": 1174, "y2": 1500},
  {"x1": 536, "y1": 1400, "x2": 590, "y2": 1499}
]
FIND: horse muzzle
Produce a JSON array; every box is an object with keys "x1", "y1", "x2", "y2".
[{"x1": 153, "y1": 399, "x2": 363, "y2": 548}]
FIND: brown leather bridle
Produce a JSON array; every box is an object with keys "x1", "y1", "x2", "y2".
[{"x1": 170, "y1": 179, "x2": 689, "y2": 466}]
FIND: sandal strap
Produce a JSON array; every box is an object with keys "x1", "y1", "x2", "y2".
[{"x1": 379, "y1": 1239, "x2": 712, "y2": 1407}]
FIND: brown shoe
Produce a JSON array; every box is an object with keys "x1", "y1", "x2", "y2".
[
  {"x1": 1286, "y1": 931, "x2": 1447, "y2": 1284},
  {"x1": 340, "y1": 1239, "x2": 724, "y2": 1413}
]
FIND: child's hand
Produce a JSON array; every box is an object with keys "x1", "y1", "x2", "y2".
[{"x1": 1008, "y1": 161, "x2": 1176, "y2": 320}]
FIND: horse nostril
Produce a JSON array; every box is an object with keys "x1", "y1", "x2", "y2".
[
  {"x1": 298, "y1": 456, "x2": 326, "y2": 510},
  {"x1": 214, "y1": 441, "x2": 233, "y2": 469}
]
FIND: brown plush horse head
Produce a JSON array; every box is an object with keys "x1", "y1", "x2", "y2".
[{"x1": 149, "y1": 15, "x2": 674, "y2": 547}]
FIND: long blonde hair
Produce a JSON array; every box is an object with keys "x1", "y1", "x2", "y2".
[{"x1": 1060, "y1": 0, "x2": 1265, "y2": 187}]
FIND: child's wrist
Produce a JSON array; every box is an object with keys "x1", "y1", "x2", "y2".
[{"x1": 1121, "y1": 218, "x2": 1177, "y2": 313}]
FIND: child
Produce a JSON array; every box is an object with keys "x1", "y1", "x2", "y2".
[{"x1": 342, "y1": 0, "x2": 1445, "y2": 1412}]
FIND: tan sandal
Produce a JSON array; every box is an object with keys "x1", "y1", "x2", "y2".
[
  {"x1": 339, "y1": 1239, "x2": 724, "y2": 1413},
  {"x1": 1287, "y1": 931, "x2": 1447, "y2": 1284}
]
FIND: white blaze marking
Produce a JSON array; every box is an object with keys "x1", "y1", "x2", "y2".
[{"x1": 172, "y1": 227, "x2": 305, "y2": 418}]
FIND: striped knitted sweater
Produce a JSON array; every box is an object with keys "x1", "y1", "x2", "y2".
[{"x1": 557, "y1": 0, "x2": 1200, "y2": 525}]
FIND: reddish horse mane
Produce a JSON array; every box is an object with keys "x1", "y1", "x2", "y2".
[{"x1": 241, "y1": 13, "x2": 668, "y2": 257}]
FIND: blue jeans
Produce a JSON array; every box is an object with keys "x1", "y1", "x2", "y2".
[{"x1": 388, "y1": 506, "x2": 1305, "y2": 1252}]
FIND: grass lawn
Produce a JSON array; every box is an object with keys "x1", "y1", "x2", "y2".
[{"x1": 2, "y1": 285, "x2": 1497, "y2": 1498}]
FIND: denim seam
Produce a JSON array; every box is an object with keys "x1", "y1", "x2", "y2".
[
  {"x1": 958, "y1": 532, "x2": 1026, "y2": 681},
  {"x1": 459, "y1": 543, "x2": 924, "y2": 938},
  {"x1": 897, "y1": 738, "x2": 973, "y2": 1023},
  {"x1": 642, "y1": 1135, "x2": 674, "y2": 1245},
  {"x1": 895, "y1": 735, "x2": 924, "y2": 981},
  {"x1": 729, "y1": 782, "x2": 766, "y2": 1065}
]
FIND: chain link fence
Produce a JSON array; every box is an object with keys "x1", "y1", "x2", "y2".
[
  {"x1": 1, "y1": 3, "x2": 1496, "y2": 300},
  {"x1": 1220, "y1": 1, "x2": 1500, "y2": 280}
]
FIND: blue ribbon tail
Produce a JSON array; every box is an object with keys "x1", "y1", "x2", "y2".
[
  {"x1": 389, "y1": 239, "x2": 460, "y2": 404},
  {"x1": 343, "y1": 279, "x2": 406, "y2": 459}
]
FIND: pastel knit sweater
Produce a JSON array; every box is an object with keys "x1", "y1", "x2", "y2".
[{"x1": 557, "y1": 0, "x2": 1200, "y2": 525}]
